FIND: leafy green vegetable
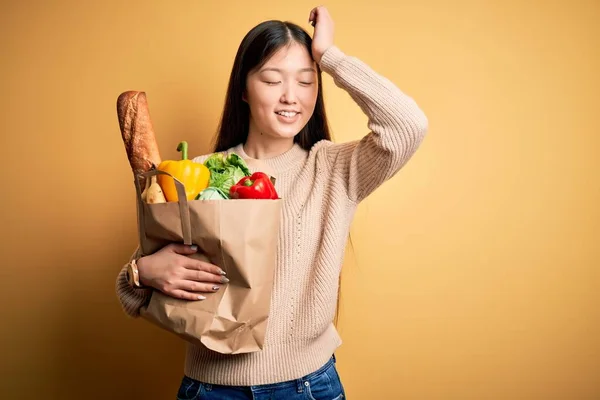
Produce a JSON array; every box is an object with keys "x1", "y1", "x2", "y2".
[
  {"x1": 195, "y1": 187, "x2": 228, "y2": 200},
  {"x1": 203, "y1": 153, "x2": 252, "y2": 196},
  {"x1": 225, "y1": 154, "x2": 251, "y2": 175},
  {"x1": 203, "y1": 153, "x2": 227, "y2": 172}
]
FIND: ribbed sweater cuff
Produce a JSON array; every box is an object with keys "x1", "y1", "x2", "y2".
[
  {"x1": 319, "y1": 45, "x2": 346, "y2": 75},
  {"x1": 116, "y1": 266, "x2": 152, "y2": 317}
]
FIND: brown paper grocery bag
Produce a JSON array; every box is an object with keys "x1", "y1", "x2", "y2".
[{"x1": 134, "y1": 169, "x2": 282, "y2": 354}]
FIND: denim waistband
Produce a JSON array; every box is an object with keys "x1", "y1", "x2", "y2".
[
  {"x1": 202, "y1": 354, "x2": 336, "y2": 393},
  {"x1": 251, "y1": 354, "x2": 336, "y2": 393}
]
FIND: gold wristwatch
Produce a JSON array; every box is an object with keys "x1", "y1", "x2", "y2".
[{"x1": 126, "y1": 258, "x2": 145, "y2": 289}]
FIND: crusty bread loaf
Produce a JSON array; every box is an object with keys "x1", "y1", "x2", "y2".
[{"x1": 116, "y1": 91, "x2": 161, "y2": 188}]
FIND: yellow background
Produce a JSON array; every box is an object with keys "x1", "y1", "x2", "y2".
[{"x1": 1, "y1": 0, "x2": 598, "y2": 399}]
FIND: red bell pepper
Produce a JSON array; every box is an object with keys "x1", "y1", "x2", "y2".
[{"x1": 230, "y1": 172, "x2": 279, "y2": 199}]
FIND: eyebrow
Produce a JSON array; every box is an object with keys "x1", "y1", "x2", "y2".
[{"x1": 259, "y1": 67, "x2": 316, "y2": 73}]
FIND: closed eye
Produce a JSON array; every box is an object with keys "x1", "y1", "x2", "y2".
[
  {"x1": 263, "y1": 81, "x2": 281, "y2": 85},
  {"x1": 299, "y1": 82, "x2": 314, "y2": 86}
]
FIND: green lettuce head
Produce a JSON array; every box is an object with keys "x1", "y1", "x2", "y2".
[{"x1": 203, "y1": 153, "x2": 251, "y2": 196}]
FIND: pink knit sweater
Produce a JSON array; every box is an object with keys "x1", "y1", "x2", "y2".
[{"x1": 116, "y1": 45, "x2": 428, "y2": 385}]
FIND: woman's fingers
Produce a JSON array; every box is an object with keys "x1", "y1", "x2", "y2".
[
  {"x1": 309, "y1": 8, "x2": 317, "y2": 25},
  {"x1": 163, "y1": 260, "x2": 228, "y2": 300},
  {"x1": 184, "y1": 268, "x2": 229, "y2": 284},
  {"x1": 179, "y1": 280, "x2": 222, "y2": 294},
  {"x1": 167, "y1": 243, "x2": 199, "y2": 256},
  {"x1": 170, "y1": 289, "x2": 208, "y2": 301},
  {"x1": 183, "y1": 258, "x2": 226, "y2": 277},
  {"x1": 149, "y1": 248, "x2": 230, "y2": 300},
  {"x1": 166, "y1": 279, "x2": 222, "y2": 301}
]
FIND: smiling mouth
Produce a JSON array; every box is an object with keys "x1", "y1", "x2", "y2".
[{"x1": 275, "y1": 111, "x2": 299, "y2": 118}]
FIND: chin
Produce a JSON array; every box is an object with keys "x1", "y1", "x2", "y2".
[
  {"x1": 274, "y1": 130, "x2": 300, "y2": 139},
  {"x1": 268, "y1": 125, "x2": 303, "y2": 139}
]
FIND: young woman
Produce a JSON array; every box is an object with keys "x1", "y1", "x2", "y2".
[{"x1": 116, "y1": 6, "x2": 428, "y2": 399}]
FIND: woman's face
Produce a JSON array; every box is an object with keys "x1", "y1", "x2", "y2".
[{"x1": 244, "y1": 42, "x2": 319, "y2": 141}]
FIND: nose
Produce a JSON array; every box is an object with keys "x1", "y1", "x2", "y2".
[{"x1": 280, "y1": 82, "x2": 297, "y2": 104}]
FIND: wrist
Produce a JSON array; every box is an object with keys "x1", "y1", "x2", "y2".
[
  {"x1": 315, "y1": 45, "x2": 331, "y2": 65},
  {"x1": 317, "y1": 45, "x2": 343, "y2": 73}
]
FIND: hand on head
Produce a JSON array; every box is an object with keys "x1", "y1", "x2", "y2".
[{"x1": 308, "y1": 6, "x2": 335, "y2": 64}]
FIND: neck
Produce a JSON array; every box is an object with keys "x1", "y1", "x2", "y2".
[{"x1": 243, "y1": 131, "x2": 295, "y2": 159}]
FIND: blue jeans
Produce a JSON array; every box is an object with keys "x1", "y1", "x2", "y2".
[{"x1": 177, "y1": 355, "x2": 345, "y2": 399}]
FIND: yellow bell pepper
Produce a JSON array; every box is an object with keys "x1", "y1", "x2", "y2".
[{"x1": 157, "y1": 141, "x2": 210, "y2": 201}]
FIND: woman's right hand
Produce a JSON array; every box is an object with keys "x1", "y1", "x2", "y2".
[{"x1": 136, "y1": 243, "x2": 228, "y2": 300}]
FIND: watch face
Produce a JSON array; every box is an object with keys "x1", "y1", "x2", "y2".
[
  {"x1": 127, "y1": 264, "x2": 135, "y2": 285},
  {"x1": 127, "y1": 262, "x2": 141, "y2": 288}
]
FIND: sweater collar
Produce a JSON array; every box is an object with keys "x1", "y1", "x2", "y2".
[{"x1": 232, "y1": 142, "x2": 307, "y2": 173}]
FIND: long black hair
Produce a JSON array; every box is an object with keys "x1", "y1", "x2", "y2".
[{"x1": 212, "y1": 20, "x2": 331, "y2": 152}]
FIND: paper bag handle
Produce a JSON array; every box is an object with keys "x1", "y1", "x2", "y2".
[{"x1": 134, "y1": 169, "x2": 193, "y2": 247}]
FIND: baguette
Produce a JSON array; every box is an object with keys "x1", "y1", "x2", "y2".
[{"x1": 116, "y1": 91, "x2": 162, "y2": 189}]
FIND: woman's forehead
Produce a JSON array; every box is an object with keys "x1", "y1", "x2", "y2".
[{"x1": 260, "y1": 43, "x2": 315, "y2": 72}]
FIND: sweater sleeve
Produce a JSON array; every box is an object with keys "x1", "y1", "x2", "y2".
[
  {"x1": 115, "y1": 247, "x2": 153, "y2": 318},
  {"x1": 318, "y1": 45, "x2": 429, "y2": 203}
]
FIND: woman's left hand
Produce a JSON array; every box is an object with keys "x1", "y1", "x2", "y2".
[{"x1": 308, "y1": 5, "x2": 335, "y2": 64}]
